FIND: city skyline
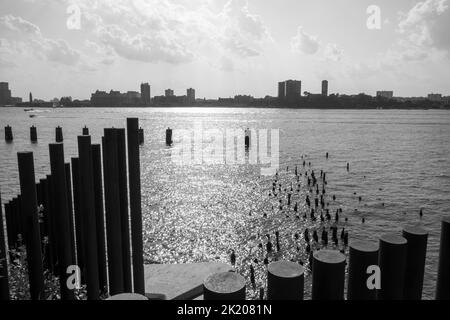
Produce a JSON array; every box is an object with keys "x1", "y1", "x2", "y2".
[{"x1": 1, "y1": 0, "x2": 450, "y2": 100}]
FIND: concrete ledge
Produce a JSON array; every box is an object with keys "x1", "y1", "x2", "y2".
[{"x1": 144, "y1": 262, "x2": 233, "y2": 300}]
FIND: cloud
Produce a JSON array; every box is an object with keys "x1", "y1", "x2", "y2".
[
  {"x1": 324, "y1": 43, "x2": 344, "y2": 62},
  {"x1": 0, "y1": 14, "x2": 81, "y2": 66},
  {"x1": 290, "y1": 26, "x2": 320, "y2": 55}
]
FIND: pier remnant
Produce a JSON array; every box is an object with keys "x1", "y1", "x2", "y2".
[
  {"x1": 203, "y1": 272, "x2": 246, "y2": 300},
  {"x1": 312, "y1": 250, "x2": 346, "y2": 300},
  {"x1": 378, "y1": 233, "x2": 407, "y2": 300},
  {"x1": 403, "y1": 225, "x2": 428, "y2": 300},
  {"x1": 0, "y1": 192, "x2": 10, "y2": 300},
  {"x1": 165, "y1": 128, "x2": 173, "y2": 146},
  {"x1": 30, "y1": 126, "x2": 37, "y2": 142},
  {"x1": 436, "y1": 216, "x2": 450, "y2": 300},
  {"x1": 82, "y1": 126, "x2": 89, "y2": 135},
  {"x1": 4, "y1": 125, "x2": 13, "y2": 142},
  {"x1": 347, "y1": 240, "x2": 378, "y2": 300},
  {"x1": 55, "y1": 126, "x2": 63, "y2": 142},
  {"x1": 267, "y1": 260, "x2": 304, "y2": 300},
  {"x1": 138, "y1": 127, "x2": 144, "y2": 145}
]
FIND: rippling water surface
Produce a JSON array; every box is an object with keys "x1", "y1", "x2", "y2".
[{"x1": 1, "y1": 107, "x2": 450, "y2": 299}]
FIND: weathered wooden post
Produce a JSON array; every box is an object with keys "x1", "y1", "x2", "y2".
[
  {"x1": 40, "y1": 177, "x2": 54, "y2": 272},
  {"x1": 71, "y1": 158, "x2": 85, "y2": 278},
  {"x1": 117, "y1": 128, "x2": 132, "y2": 292},
  {"x1": 4, "y1": 125, "x2": 13, "y2": 142},
  {"x1": 312, "y1": 250, "x2": 346, "y2": 300},
  {"x1": 267, "y1": 260, "x2": 304, "y2": 300},
  {"x1": 138, "y1": 127, "x2": 144, "y2": 145},
  {"x1": 78, "y1": 135, "x2": 100, "y2": 300},
  {"x1": 203, "y1": 272, "x2": 246, "y2": 300},
  {"x1": 436, "y1": 216, "x2": 450, "y2": 300},
  {"x1": 4, "y1": 202, "x2": 14, "y2": 249},
  {"x1": 30, "y1": 126, "x2": 37, "y2": 143},
  {"x1": 46, "y1": 174, "x2": 58, "y2": 275},
  {"x1": 49, "y1": 143, "x2": 75, "y2": 300},
  {"x1": 165, "y1": 128, "x2": 173, "y2": 146},
  {"x1": 103, "y1": 129, "x2": 124, "y2": 295},
  {"x1": 0, "y1": 193, "x2": 10, "y2": 300},
  {"x1": 17, "y1": 152, "x2": 44, "y2": 300},
  {"x1": 378, "y1": 233, "x2": 407, "y2": 300},
  {"x1": 92, "y1": 144, "x2": 107, "y2": 293},
  {"x1": 127, "y1": 118, "x2": 145, "y2": 294},
  {"x1": 55, "y1": 126, "x2": 63, "y2": 143},
  {"x1": 82, "y1": 126, "x2": 89, "y2": 136},
  {"x1": 65, "y1": 163, "x2": 76, "y2": 265},
  {"x1": 402, "y1": 225, "x2": 428, "y2": 300},
  {"x1": 347, "y1": 240, "x2": 379, "y2": 300}
]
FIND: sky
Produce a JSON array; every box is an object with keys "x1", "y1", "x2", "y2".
[{"x1": 0, "y1": 0, "x2": 449, "y2": 100}]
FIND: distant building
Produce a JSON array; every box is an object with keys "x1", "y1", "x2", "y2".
[
  {"x1": 234, "y1": 95, "x2": 254, "y2": 104},
  {"x1": 278, "y1": 82, "x2": 286, "y2": 100},
  {"x1": 376, "y1": 91, "x2": 394, "y2": 99},
  {"x1": 187, "y1": 88, "x2": 195, "y2": 104},
  {"x1": 285, "y1": 80, "x2": 301, "y2": 103},
  {"x1": 165, "y1": 89, "x2": 174, "y2": 97},
  {"x1": 140, "y1": 83, "x2": 151, "y2": 105},
  {"x1": 0, "y1": 82, "x2": 11, "y2": 106},
  {"x1": 322, "y1": 80, "x2": 328, "y2": 96},
  {"x1": 428, "y1": 93, "x2": 442, "y2": 101}
]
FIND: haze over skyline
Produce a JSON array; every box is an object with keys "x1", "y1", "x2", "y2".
[{"x1": 0, "y1": 0, "x2": 449, "y2": 101}]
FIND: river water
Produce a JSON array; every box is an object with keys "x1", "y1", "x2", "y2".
[{"x1": 1, "y1": 107, "x2": 450, "y2": 299}]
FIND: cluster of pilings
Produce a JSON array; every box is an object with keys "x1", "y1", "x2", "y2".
[
  {"x1": 0, "y1": 118, "x2": 145, "y2": 300},
  {"x1": 203, "y1": 220, "x2": 450, "y2": 300}
]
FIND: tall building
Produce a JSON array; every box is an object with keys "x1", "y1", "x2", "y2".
[
  {"x1": 140, "y1": 83, "x2": 151, "y2": 105},
  {"x1": 376, "y1": 91, "x2": 394, "y2": 99},
  {"x1": 322, "y1": 80, "x2": 328, "y2": 96},
  {"x1": 187, "y1": 88, "x2": 195, "y2": 104},
  {"x1": 285, "y1": 80, "x2": 301, "y2": 103},
  {"x1": 278, "y1": 82, "x2": 286, "y2": 100},
  {"x1": 0, "y1": 82, "x2": 11, "y2": 105},
  {"x1": 165, "y1": 89, "x2": 174, "y2": 97}
]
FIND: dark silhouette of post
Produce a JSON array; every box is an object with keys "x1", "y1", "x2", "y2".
[
  {"x1": 71, "y1": 158, "x2": 85, "y2": 278},
  {"x1": 92, "y1": 144, "x2": 107, "y2": 293},
  {"x1": 117, "y1": 128, "x2": 132, "y2": 292},
  {"x1": 44, "y1": 175, "x2": 57, "y2": 274},
  {"x1": 267, "y1": 260, "x2": 304, "y2": 300},
  {"x1": 103, "y1": 129, "x2": 124, "y2": 295},
  {"x1": 203, "y1": 272, "x2": 246, "y2": 300},
  {"x1": 138, "y1": 127, "x2": 144, "y2": 145},
  {"x1": 4, "y1": 202, "x2": 14, "y2": 249},
  {"x1": 65, "y1": 163, "x2": 76, "y2": 265},
  {"x1": 77, "y1": 136, "x2": 100, "y2": 300},
  {"x1": 0, "y1": 192, "x2": 10, "y2": 300},
  {"x1": 165, "y1": 128, "x2": 173, "y2": 146},
  {"x1": 312, "y1": 250, "x2": 346, "y2": 300},
  {"x1": 17, "y1": 152, "x2": 44, "y2": 300},
  {"x1": 436, "y1": 216, "x2": 450, "y2": 300},
  {"x1": 55, "y1": 126, "x2": 63, "y2": 142},
  {"x1": 40, "y1": 177, "x2": 54, "y2": 272},
  {"x1": 49, "y1": 144, "x2": 75, "y2": 300},
  {"x1": 378, "y1": 234, "x2": 407, "y2": 300},
  {"x1": 402, "y1": 225, "x2": 428, "y2": 300},
  {"x1": 82, "y1": 126, "x2": 89, "y2": 135},
  {"x1": 4, "y1": 125, "x2": 13, "y2": 142},
  {"x1": 30, "y1": 126, "x2": 37, "y2": 143},
  {"x1": 347, "y1": 240, "x2": 379, "y2": 300},
  {"x1": 127, "y1": 118, "x2": 145, "y2": 294}
]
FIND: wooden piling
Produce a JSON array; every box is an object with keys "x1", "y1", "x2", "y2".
[
  {"x1": 92, "y1": 144, "x2": 107, "y2": 293},
  {"x1": 4, "y1": 125, "x2": 13, "y2": 142},
  {"x1": 403, "y1": 225, "x2": 428, "y2": 300},
  {"x1": 267, "y1": 260, "x2": 304, "y2": 300},
  {"x1": 378, "y1": 233, "x2": 407, "y2": 300},
  {"x1": 203, "y1": 272, "x2": 246, "y2": 300},
  {"x1": 65, "y1": 163, "x2": 76, "y2": 265},
  {"x1": 17, "y1": 152, "x2": 44, "y2": 300},
  {"x1": 4, "y1": 202, "x2": 14, "y2": 249},
  {"x1": 138, "y1": 127, "x2": 144, "y2": 145},
  {"x1": 103, "y1": 129, "x2": 124, "y2": 295},
  {"x1": 312, "y1": 250, "x2": 346, "y2": 300},
  {"x1": 436, "y1": 216, "x2": 450, "y2": 300},
  {"x1": 49, "y1": 143, "x2": 75, "y2": 300},
  {"x1": 77, "y1": 135, "x2": 100, "y2": 300},
  {"x1": 55, "y1": 126, "x2": 63, "y2": 143},
  {"x1": 0, "y1": 193, "x2": 10, "y2": 300},
  {"x1": 46, "y1": 175, "x2": 58, "y2": 275},
  {"x1": 71, "y1": 158, "x2": 85, "y2": 277},
  {"x1": 82, "y1": 126, "x2": 89, "y2": 135},
  {"x1": 127, "y1": 118, "x2": 145, "y2": 294},
  {"x1": 40, "y1": 178, "x2": 54, "y2": 273},
  {"x1": 30, "y1": 126, "x2": 37, "y2": 143},
  {"x1": 165, "y1": 128, "x2": 173, "y2": 145},
  {"x1": 347, "y1": 240, "x2": 379, "y2": 300},
  {"x1": 117, "y1": 128, "x2": 132, "y2": 292}
]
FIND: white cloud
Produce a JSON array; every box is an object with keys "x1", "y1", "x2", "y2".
[{"x1": 290, "y1": 26, "x2": 320, "y2": 55}]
